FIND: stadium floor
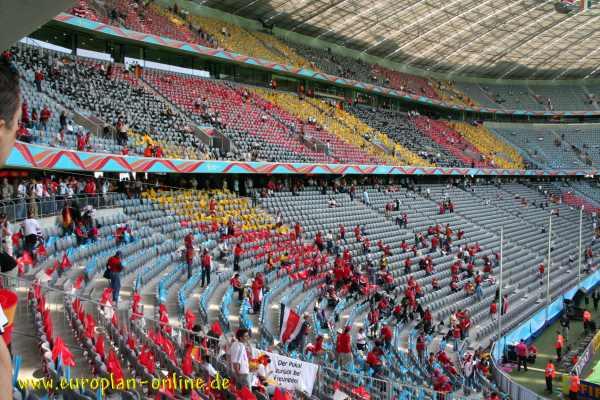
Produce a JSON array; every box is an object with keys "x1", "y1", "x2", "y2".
[{"x1": 506, "y1": 312, "x2": 600, "y2": 399}]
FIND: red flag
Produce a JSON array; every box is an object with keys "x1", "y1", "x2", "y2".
[
  {"x1": 95, "y1": 334, "x2": 105, "y2": 359},
  {"x1": 73, "y1": 275, "x2": 84, "y2": 289},
  {"x1": 107, "y1": 350, "x2": 124, "y2": 384},
  {"x1": 45, "y1": 260, "x2": 58, "y2": 277},
  {"x1": 184, "y1": 310, "x2": 196, "y2": 330},
  {"x1": 100, "y1": 288, "x2": 112, "y2": 305},
  {"x1": 11, "y1": 232, "x2": 22, "y2": 247},
  {"x1": 210, "y1": 321, "x2": 223, "y2": 337},
  {"x1": 37, "y1": 244, "x2": 48, "y2": 258},
  {"x1": 236, "y1": 386, "x2": 256, "y2": 400},
  {"x1": 351, "y1": 386, "x2": 370, "y2": 400},
  {"x1": 111, "y1": 312, "x2": 118, "y2": 327},
  {"x1": 127, "y1": 334, "x2": 137, "y2": 351},
  {"x1": 280, "y1": 307, "x2": 301, "y2": 344},
  {"x1": 21, "y1": 251, "x2": 33, "y2": 265},
  {"x1": 61, "y1": 253, "x2": 71, "y2": 270},
  {"x1": 84, "y1": 314, "x2": 95, "y2": 339},
  {"x1": 182, "y1": 347, "x2": 193, "y2": 376}
]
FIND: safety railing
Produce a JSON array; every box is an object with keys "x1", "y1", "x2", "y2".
[
  {"x1": 3, "y1": 271, "x2": 468, "y2": 400},
  {"x1": 490, "y1": 342, "x2": 545, "y2": 400},
  {"x1": 0, "y1": 192, "x2": 127, "y2": 222}
]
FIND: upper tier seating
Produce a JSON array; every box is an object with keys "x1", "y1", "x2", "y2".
[
  {"x1": 447, "y1": 122, "x2": 525, "y2": 169},
  {"x1": 12, "y1": 44, "x2": 215, "y2": 159},
  {"x1": 372, "y1": 65, "x2": 439, "y2": 99},
  {"x1": 142, "y1": 69, "x2": 332, "y2": 163},
  {"x1": 432, "y1": 80, "x2": 476, "y2": 107},
  {"x1": 458, "y1": 82, "x2": 600, "y2": 111},
  {"x1": 187, "y1": 14, "x2": 313, "y2": 69},
  {"x1": 81, "y1": 0, "x2": 216, "y2": 47},
  {"x1": 253, "y1": 89, "x2": 431, "y2": 166},
  {"x1": 410, "y1": 116, "x2": 491, "y2": 167},
  {"x1": 348, "y1": 105, "x2": 463, "y2": 167},
  {"x1": 486, "y1": 122, "x2": 590, "y2": 169}
]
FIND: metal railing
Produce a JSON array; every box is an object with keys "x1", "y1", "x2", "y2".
[
  {"x1": 0, "y1": 192, "x2": 126, "y2": 222},
  {"x1": 490, "y1": 342, "x2": 545, "y2": 400}
]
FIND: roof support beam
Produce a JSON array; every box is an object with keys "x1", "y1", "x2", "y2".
[
  {"x1": 498, "y1": 12, "x2": 592, "y2": 79},
  {"x1": 384, "y1": 0, "x2": 498, "y2": 62},
  {"x1": 359, "y1": 0, "x2": 453, "y2": 54},
  {"x1": 315, "y1": 3, "x2": 383, "y2": 40},
  {"x1": 529, "y1": 26, "x2": 598, "y2": 79},
  {"x1": 264, "y1": 0, "x2": 299, "y2": 23},
  {"x1": 554, "y1": 39, "x2": 600, "y2": 79},
  {"x1": 290, "y1": 0, "x2": 351, "y2": 31},
  {"x1": 400, "y1": 0, "x2": 520, "y2": 68},
  {"x1": 428, "y1": 0, "x2": 544, "y2": 74},
  {"x1": 448, "y1": 5, "x2": 559, "y2": 76},
  {"x1": 339, "y1": 2, "x2": 408, "y2": 46}
]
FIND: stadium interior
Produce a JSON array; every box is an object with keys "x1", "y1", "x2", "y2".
[{"x1": 1, "y1": 1, "x2": 600, "y2": 400}]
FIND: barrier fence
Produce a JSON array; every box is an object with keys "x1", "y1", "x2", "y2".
[
  {"x1": 3, "y1": 272, "x2": 455, "y2": 400},
  {"x1": 0, "y1": 192, "x2": 125, "y2": 222},
  {"x1": 491, "y1": 269, "x2": 600, "y2": 400}
]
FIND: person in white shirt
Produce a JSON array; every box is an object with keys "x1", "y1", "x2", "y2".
[
  {"x1": 0, "y1": 214, "x2": 13, "y2": 257},
  {"x1": 230, "y1": 328, "x2": 251, "y2": 388},
  {"x1": 16, "y1": 182, "x2": 26, "y2": 199},
  {"x1": 21, "y1": 211, "x2": 41, "y2": 255},
  {"x1": 355, "y1": 327, "x2": 367, "y2": 351}
]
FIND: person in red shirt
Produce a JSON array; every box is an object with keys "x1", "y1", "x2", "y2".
[
  {"x1": 431, "y1": 235, "x2": 439, "y2": 251},
  {"x1": 368, "y1": 307, "x2": 380, "y2": 337},
  {"x1": 404, "y1": 257, "x2": 412, "y2": 274},
  {"x1": 143, "y1": 145, "x2": 153, "y2": 157},
  {"x1": 381, "y1": 325, "x2": 393, "y2": 349},
  {"x1": 40, "y1": 106, "x2": 51, "y2": 130},
  {"x1": 366, "y1": 346, "x2": 384, "y2": 375},
  {"x1": 74, "y1": 221, "x2": 87, "y2": 246},
  {"x1": 314, "y1": 231, "x2": 324, "y2": 251},
  {"x1": 230, "y1": 273, "x2": 243, "y2": 301},
  {"x1": 294, "y1": 222, "x2": 302, "y2": 242},
  {"x1": 201, "y1": 249, "x2": 211, "y2": 287},
  {"x1": 233, "y1": 243, "x2": 243, "y2": 272},
  {"x1": 354, "y1": 225, "x2": 361, "y2": 242},
  {"x1": 154, "y1": 145, "x2": 163, "y2": 158},
  {"x1": 84, "y1": 179, "x2": 96, "y2": 195},
  {"x1": 88, "y1": 224, "x2": 98, "y2": 242},
  {"x1": 515, "y1": 339, "x2": 528, "y2": 371},
  {"x1": 416, "y1": 333, "x2": 426, "y2": 361},
  {"x1": 339, "y1": 224, "x2": 345, "y2": 241},
  {"x1": 106, "y1": 251, "x2": 123, "y2": 304},
  {"x1": 432, "y1": 277, "x2": 440, "y2": 291},
  {"x1": 336, "y1": 326, "x2": 352, "y2": 367},
  {"x1": 34, "y1": 69, "x2": 44, "y2": 92},
  {"x1": 538, "y1": 263, "x2": 545, "y2": 281},
  {"x1": 184, "y1": 233, "x2": 194, "y2": 279},
  {"x1": 121, "y1": 146, "x2": 129, "y2": 155}
]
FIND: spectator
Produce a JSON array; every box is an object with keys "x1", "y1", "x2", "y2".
[
  {"x1": 515, "y1": 339, "x2": 528, "y2": 372},
  {"x1": 230, "y1": 329, "x2": 251, "y2": 388},
  {"x1": 230, "y1": 273, "x2": 243, "y2": 301},
  {"x1": 21, "y1": 210, "x2": 41, "y2": 255},
  {"x1": 336, "y1": 326, "x2": 353, "y2": 368},
  {"x1": 201, "y1": 248, "x2": 211, "y2": 287},
  {"x1": 184, "y1": 232, "x2": 194, "y2": 279},
  {"x1": 106, "y1": 251, "x2": 124, "y2": 305},
  {"x1": 34, "y1": 68, "x2": 43, "y2": 92}
]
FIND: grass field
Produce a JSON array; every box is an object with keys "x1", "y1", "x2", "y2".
[{"x1": 506, "y1": 313, "x2": 600, "y2": 399}]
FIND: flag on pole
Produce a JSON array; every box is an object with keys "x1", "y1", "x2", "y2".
[{"x1": 279, "y1": 306, "x2": 302, "y2": 344}]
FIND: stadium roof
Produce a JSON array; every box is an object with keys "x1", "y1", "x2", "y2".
[{"x1": 201, "y1": 0, "x2": 600, "y2": 80}]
